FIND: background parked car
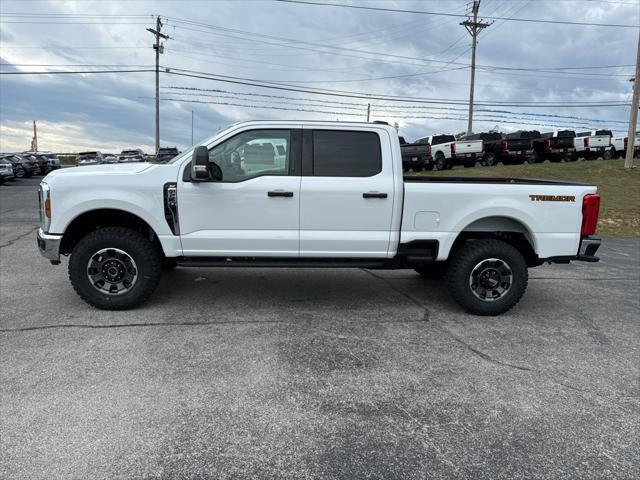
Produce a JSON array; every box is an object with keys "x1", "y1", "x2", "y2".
[
  {"x1": 541, "y1": 130, "x2": 576, "y2": 162},
  {"x1": 0, "y1": 158, "x2": 15, "y2": 184},
  {"x1": 76, "y1": 151, "x2": 105, "y2": 166},
  {"x1": 156, "y1": 147, "x2": 180, "y2": 163},
  {"x1": 608, "y1": 131, "x2": 640, "y2": 159},
  {"x1": 0, "y1": 155, "x2": 26, "y2": 178},
  {"x1": 416, "y1": 134, "x2": 483, "y2": 170},
  {"x1": 399, "y1": 136, "x2": 432, "y2": 172},
  {"x1": 463, "y1": 132, "x2": 504, "y2": 166},
  {"x1": 40, "y1": 152, "x2": 61, "y2": 171},
  {"x1": 6, "y1": 154, "x2": 39, "y2": 177},
  {"x1": 33, "y1": 153, "x2": 54, "y2": 174},
  {"x1": 118, "y1": 149, "x2": 146, "y2": 163},
  {"x1": 503, "y1": 130, "x2": 546, "y2": 164},
  {"x1": 575, "y1": 130, "x2": 612, "y2": 160}
]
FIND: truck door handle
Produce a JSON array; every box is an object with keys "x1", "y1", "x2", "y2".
[
  {"x1": 267, "y1": 191, "x2": 294, "y2": 197},
  {"x1": 362, "y1": 192, "x2": 388, "y2": 199}
]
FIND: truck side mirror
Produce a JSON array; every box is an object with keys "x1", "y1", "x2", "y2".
[{"x1": 191, "y1": 146, "x2": 212, "y2": 181}]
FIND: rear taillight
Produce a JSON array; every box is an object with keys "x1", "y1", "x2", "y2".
[
  {"x1": 426, "y1": 144, "x2": 431, "y2": 155},
  {"x1": 544, "y1": 139, "x2": 550, "y2": 149},
  {"x1": 581, "y1": 194, "x2": 600, "y2": 236},
  {"x1": 624, "y1": 137, "x2": 628, "y2": 150},
  {"x1": 500, "y1": 139, "x2": 507, "y2": 151},
  {"x1": 451, "y1": 143, "x2": 456, "y2": 155},
  {"x1": 481, "y1": 140, "x2": 485, "y2": 151},
  {"x1": 583, "y1": 138, "x2": 589, "y2": 148}
]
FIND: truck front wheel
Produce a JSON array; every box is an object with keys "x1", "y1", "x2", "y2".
[
  {"x1": 446, "y1": 239, "x2": 528, "y2": 316},
  {"x1": 69, "y1": 227, "x2": 162, "y2": 310}
]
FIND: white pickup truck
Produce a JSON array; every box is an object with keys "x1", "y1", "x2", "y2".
[
  {"x1": 609, "y1": 131, "x2": 640, "y2": 159},
  {"x1": 575, "y1": 130, "x2": 612, "y2": 160},
  {"x1": 417, "y1": 134, "x2": 484, "y2": 170},
  {"x1": 37, "y1": 121, "x2": 601, "y2": 315}
]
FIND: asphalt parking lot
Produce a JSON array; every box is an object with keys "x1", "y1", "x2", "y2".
[{"x1": 1, "y1": 177, "x2": 639, "y2": 480}]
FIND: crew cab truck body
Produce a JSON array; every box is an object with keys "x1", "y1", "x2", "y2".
[
  {"x1": 37, "y1": 121, "x2": 601, "y2": 316},
  {"x1": 609, "y1": 131, "x2": 640, "y2": 159},
  {"x1": 399, "y1": 136, "x2": 432, "y2": 172},
  {"x1": 541, "y1": 130, "x2": 576, "y2": 162},
  {"x1": 575, "y1": 130, "x2": 612, "y2": 160},
  {"x1": 419, "y1": 134, "x2": 483, "y2": 170}
]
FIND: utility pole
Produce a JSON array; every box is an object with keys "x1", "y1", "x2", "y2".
[
  {"x1": 461, "y1": 1, "x2": 492, "y2": 136},
  {"x1": 147, "y1": 16, "x2": 169, "y2": 154},
  {"x1": 624, "y1": 31, "x2": 640, "y2": 169},
  {"x1": 366, "y1": 103, "x2": 371, "y2": 122}
]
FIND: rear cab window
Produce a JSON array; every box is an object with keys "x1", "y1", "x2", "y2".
[
  {"x1": 431, "y1": 135, "x2": 455, "y2": 145},
  {"x1": 312, "y1": 130, "x2": 382, "y2": 177}
]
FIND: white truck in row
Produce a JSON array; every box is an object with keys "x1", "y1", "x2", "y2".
[{"x1": 37, "y1": 121, "x2": 602, "y2": 315}]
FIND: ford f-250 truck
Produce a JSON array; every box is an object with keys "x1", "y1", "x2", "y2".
[
  {"x1": 575, "y1": 130, "x2": 612, "y2": 160},
  {"x1": 417, "y1": 134, "x2": 484, "y2": 170},
  {"x1": 37, "y1": 121, "x2": 601, "y2": 315}
]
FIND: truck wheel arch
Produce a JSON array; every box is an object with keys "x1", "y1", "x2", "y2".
[
  {"x1": 59, "y1": 208, "x2": 165, "y2": 258},
  {"x1": 449, "y1": 216, "x2": 539, "y2": 267}
]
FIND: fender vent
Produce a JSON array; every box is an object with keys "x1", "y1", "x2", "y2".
[{"x1": 163, "y1": 182, "x2": 179, "y2": 235}]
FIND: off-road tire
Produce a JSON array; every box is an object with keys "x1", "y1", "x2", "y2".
[
  {"x1": 412, "y1": 166, "x2": 424, "y2": 173},
  {"x1": 434, "y1": 153, "x2": 446, "y2": 171},
  {"x1": 603, "y1": 149, "x2": 614, "y2": 160},
  {"x1": 446, "y1": 239, "x2": 528, "y2": 316},
  {"x1": 69, "y1": 227, "x2": 162, "y2": 310},
  {"x1": 14, "y1": 166, "x2": 25, "y2": 178},
  {"x1": 415, "y1": 263, "x2": 447, "y2": 279},
  {"x1": 484, "y1": 152, "x2": 497, "y2": 166}
]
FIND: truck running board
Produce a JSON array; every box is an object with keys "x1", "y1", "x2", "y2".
[{"x1": 176, "y1": 257, "x2": 388, "y2": 268}]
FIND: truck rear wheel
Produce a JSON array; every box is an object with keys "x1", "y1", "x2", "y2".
[
  {"x1": 483, "y1": 152, "x2": 497, "y2": 166},
  {"x1": 446, "y1": 239, "x2": 528, "y2": 316},
  {"x1": 603, "y1": 149, "x2": 614, "y2": 160},
  {"x1": 69, "y1": 227, "x2": 162, "y2": 310},
  {"x1": 434, "y1": 153, "x2": 446, "y2": 171}
]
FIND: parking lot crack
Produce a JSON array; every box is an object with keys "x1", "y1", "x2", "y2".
[
  {"x1": 0, "y1": 225, "x2": 38, "y2": 250},
  {"x1": 437, "y1": 326, "x2": 533, "y2": 372}
]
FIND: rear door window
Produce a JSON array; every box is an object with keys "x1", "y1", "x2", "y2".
[{"x1": 312, "y1": 130, "x2": 382, "y2": 177}]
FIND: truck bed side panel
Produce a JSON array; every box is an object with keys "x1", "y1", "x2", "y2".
[{"x1": 401, "y1": 181, "x2": 597, "y2": 260}]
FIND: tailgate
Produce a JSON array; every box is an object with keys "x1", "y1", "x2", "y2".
[
  {"x1": 588, "y1": 136, "x2": 611, "y2": 148},
  {"x1": 551, "y1": 137, "x2": 574, "y2": 149},
  {"x1": 455, "y1": 140, "x2": 483, "y2": 154},
  {"x1": 506, "y1": 139, "x2": 532, "y2": 151}
]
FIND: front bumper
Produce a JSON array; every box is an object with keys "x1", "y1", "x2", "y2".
[
  {"x1": 37, "y1": 228, "x2": 62, "y2": 264},
  {"x1": 577, "y1": 237, "x2": 601, "y2": 262}
]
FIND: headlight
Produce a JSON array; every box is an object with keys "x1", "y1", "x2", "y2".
[{"x1": 40, "y1": 182, "x2": 51, "y2": 232}]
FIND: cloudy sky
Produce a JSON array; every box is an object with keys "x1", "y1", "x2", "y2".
[{"x1": 0, "y1": 0, "x2": 638, "y2": 153}]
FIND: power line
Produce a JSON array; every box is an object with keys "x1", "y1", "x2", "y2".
[
  {"x1": 275, "y1": 0, "x2": 639, "y2": 28},
  {"x1": 161, "y1": 88, "x2": 629, "y2": 124},
  {"x1": 160, "y1": 67, "x2": 629, "y2": 107},
  {"x1": 0, "y1": 69, "x2": 154, "y2": 75},
  {"x1": 152, "y1": 97, "x2": 617, "y2": 131}
]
